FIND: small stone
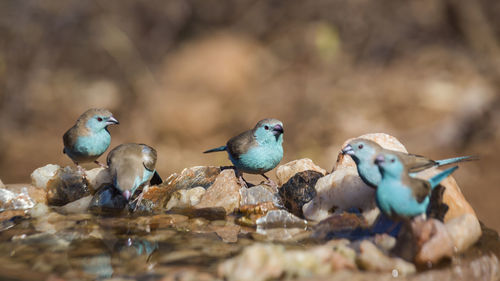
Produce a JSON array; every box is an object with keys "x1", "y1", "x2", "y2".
[
  {"x1": 239, "y1": 184, "x2": 276, "y2": 205},
  {"x1": 46, "y1": 166, "x2": 90, "y2": 206},
  {"x1": 302, "y1": 168, "x2": 378, "y2": 223},
  {"x1": 57, "y1": 195, "x2": 93, "y2": 214},
  {"x1": 0, "y1": 187, "x2": 35, "y2": 211},
  {"x1": 312, "y1": 212, "x2": 369, "y2": 241},
  {"x1": 256, "y1": 210, "x2": 308, "y2": 229},
  {"x1": 31, "y1": 164, "x2": 61, "y2": 189},
  {"x1": 445, "y1": 213, "x2": 482, "y2": 253},
  {"x1": 166, "y1": 187, "x2": 206, "y2": 211},
  {"x1": 278, "y1": 170, "x2": 321, "y2": 218},
  {"x1": 85, "y1": 167, "x2": 112, "y2": 192},
  {"x1": 195, "y1": 169, "x2": 240, "y2": 214},
  {"x1": 357, "y1": 240, "x2": 416, "y2": 275},
  {"x1": 213, "y1": 224, "x2": 241, "y2": 243},
  {"x1": 88, "y1": 184, "x2": 127, "y2": 215},
  {"x1": 276, "y1": 158, "x2": 326, "y2": 186},
  {"x1": 414, "y1": 218, "x2": 454, "y2": 265}
]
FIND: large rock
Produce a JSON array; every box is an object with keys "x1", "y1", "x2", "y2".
[
  {"x1": 279, "y1": 170, "x2": 321, "y2": 218},
  {"x1": 239, "y1": 184, "x2": 276, "y2": 205},
  {"x1": 445, "y1": 213, "x2": 482, "y2": 254},
  {"x1": 45, "y1": 167, "x2": 90, "y2": 206},
  {"x1": 166, "y1": 187, "x2": 206, "y2": 211},
  {"x1": 276, "y1": 158, "x2": 326, "y2": 186},
  {"x1": 31, "y1": 164, "x2": 60, "y2": 189},
  {"x1": 195, "y1": 169, "x2": 240, "y2": 214}
]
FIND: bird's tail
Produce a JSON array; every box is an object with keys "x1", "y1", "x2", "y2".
[
  {"x1": 429, "y1": 166, "x2": 458, "y2": 189},
  {"x1": 203, "y1": 146, "x2": 227, "y2": 153},
  {"x1": 435, "y1": 155, "x2": 478, "y2": 167}
]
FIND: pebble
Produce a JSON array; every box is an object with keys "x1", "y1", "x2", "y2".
[
  {"x1": 195, "y1": 169, "x2": 240, "y2": 214},
  {"x1": 276, "y1": 158, "x2": 327, "y2": 186}
]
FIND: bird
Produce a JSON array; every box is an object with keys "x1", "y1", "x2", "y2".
[
  {"x1": 204, "y1": 118, "x2": 284, "y2": 187},
  {"x1": 63, "y1": 108, "x2": 119, "y2": 171},
  {"x1": 341, "y1": 138, "x2": 474, "y2": 188},
  {"x1": 106, "y1": 143, "x2": 158, "y2": 201},
  {"x1": 374, "y1": 152, "x2": 458, "y2": 220}
]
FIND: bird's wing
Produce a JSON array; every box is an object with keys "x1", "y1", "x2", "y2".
[
  {"x1": 226, "y1": 129, "x2": 256, "y2": 160},
  {"x1": 63, "y1": 126, "x2": 77, "y2": 148},
  {"x1": 407, "y1": 177, "x2": 431, "y2": 203},
  {"x1": 396, "y1": 152, "x2": 437, "y2": 173},
  {"x1": 141, "y1": 145, "x2": 157, "y2": 171}
]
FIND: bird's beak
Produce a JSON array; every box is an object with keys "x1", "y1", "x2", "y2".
[
  {"x1": 123, "y1": 190, "x2": 131, "y2": 200},
  {"x1": 374, "y1": 155, "x2": 385, "y2": 165},
  {"x1": 272, "y1": 124, "x2": 284, "y2": 136},
  {"x1": 342, "y1": 144, "x2": 354, "y2": 155},
  {"x1": 106, "y1": 116, "x2": 119, "y2": 125}
]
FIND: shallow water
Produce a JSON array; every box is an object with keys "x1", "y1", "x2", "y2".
[{"x1": 0, "y1": 210, "x2": 498, "y2": 281}]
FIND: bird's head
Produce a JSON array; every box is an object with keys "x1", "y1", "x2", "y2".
[
  {"x1": 253, "y1": 118, "x2": 284, "y2": 144},
  {"x1": 79, "y1": 108, "x2": 119, "y2": 132},
  {"x1": 374, "y1": 153, "x2": 404, "y2": 178},
  {"x1": 342, "y1": 139, "x2": 380, "y2": 165}
]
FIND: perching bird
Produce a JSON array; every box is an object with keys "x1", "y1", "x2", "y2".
[
  {"x1": 63, "y1": 108, "x2": 119, "y2": 170},
  {"x1": 106, "y1": 143, "x2": 158, "y2": 201},
  {"x1": 342, "y1": 138, "x2": 474, "y2": 188},
  {"x1": 204, "y1": 118, "x2": 284, "y2": 187},
  {"x1": 374, "y1": 152, "x2": 458, "y2": 220}
]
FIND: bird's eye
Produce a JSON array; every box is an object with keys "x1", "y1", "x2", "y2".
[
  {"x1": 97, "y1": 117, "x2": 103, "y2": 122},
  {"x1": 264, "y1": 125, "x2": 269, "y2": 130},
  {"x1": 391, "y1": 159, "x2": 395, "y2": 163},
  {"x1": 358, "y1": 144, "x2": 363, "y2": 149}
]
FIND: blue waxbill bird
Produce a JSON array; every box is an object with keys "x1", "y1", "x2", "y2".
[
  {"x1": 63, "y1": 108, "x2": 119, "y2": 170},
  {"x1": 106, "y1": 143, "x2": 158, "y2": 201},
  {"x1": 342, "y1": 138, "x2": 474, "y2": 188},
  {"x1": 204, "y1": 118, "x2": 284, "y2": 187},
  {"x1": 374, "y1": 152, "x2": 458, "y2": 220}
]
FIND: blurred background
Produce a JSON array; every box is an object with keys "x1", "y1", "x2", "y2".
[{"x1": 0, "y1": 0, "x2": 499, "y2": 230}]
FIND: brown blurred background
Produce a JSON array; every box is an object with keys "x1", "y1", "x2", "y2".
[{"x1": 0, "y1": 1, "x2": 499, "y2": 230}]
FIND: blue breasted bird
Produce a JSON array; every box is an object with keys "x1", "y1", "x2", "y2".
[
  {"x1": 342, "y1": 138, "x2": 474, "y2": 188},
  {"x1": 106, "y1": 143, "x2": 158, "y2": 201},
  {"x1": 204, "y1": 118, "x2": 284, "y2": 187},
  {"x1": 63, "y1": 108, "x2": 119, "y2": 169},
  {"x1": 374, "y1": 152, "x2": 458, "y2": 220}
]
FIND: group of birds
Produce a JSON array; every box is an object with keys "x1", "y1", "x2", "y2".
[{"x1": 62, "y1": 108, "x2": 474, "y2": 227}]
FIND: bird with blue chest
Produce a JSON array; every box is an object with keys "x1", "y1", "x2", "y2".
[
  {"x1": 63, "y1": 108, "x2": 119, "y2": 171},
  {"x1": 204, "y1": 118, "x2": 284, "y2": 187},
  {"x1": 374, "y1": 152, "x2": 458, "y2": 221},
  {"x1": 342, "y1": 138, "x2": 474, "y2": 189}
]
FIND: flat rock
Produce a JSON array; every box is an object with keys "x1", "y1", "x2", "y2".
[
  {"x1": 279, "y1": 170, "x2": 321, "y2": 218},
  {"x1": 276, "y1": 158, "x2": 327, "y2": 186},
  {"x1": 195, "y1": 169, "x2": 240, "y2": 214},
  {"x1": 166, "y1": 186, "x2": 206, "y2": 211},
  {"x1": 239, "y1": 184, "x2": 276, "y2": 205}
]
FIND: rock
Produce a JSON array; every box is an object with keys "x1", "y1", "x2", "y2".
[
  {"x1": 415, "y1": 167, "x2": 476, "y2": 222},
  {"x1": 414, "y1": 218, "x2": 454, "y2": 265},
  {"x1": 0, "y1": 209, "x2": 27, "y2": 231},
  {"x1": 28, "y1": 203, "x2": 51, "y2": 218},
  {"x1": 88, "y1": 184, "x2": 127, "y2": 215},
  {"x1": 239, "y1": 184, "x2": 276, "y2": 205},
  {"x1": 166, "y1": 187, "x2": 206, "y2": 211},
  {"x1": 213, "y1": 224, "x2": 241, "y2": 243},
  {"x1": 279, "y1": 170, "x2": 321, "y2": 218},
  {"x1": 46, "y1": 166, "x2": 90, "y2": 206},
  {"x1": 302, "y1": 168, "x2": 378, "y2": 223},
  {"x1": 85, "y1": 167, "x2": 112, "y2": 191},
  {"x1": 218, "y1": 241, "x2": 356, "y2": 281},
  {"x1": 4, "y1": 184, "x2": 47, "y2": 204},
  {"x1": 445, "y1": 213, "x2": 482, "y2": 253},
  {"x1": 0, "y1": 187, "x2": 35, "y2": 211},
  {"x1": 312, "y1": 212, "x2": 369, "y2": 241},
  {"x1": 195, "y1": 169, "x2": 240, "y2": 214},
  {"x1": 256, "y1": 210, "x2": 308, "y2": 229},
  {"x1": 276, "y1": 158, "x2": 326, "y2": 186},
  {"x1": 57, "y1": 195, "x2": 93, "y2": 214},
  {"x1": 31, "y1": 164, "x2": 60, "y2": 189},
  {"x1": 164, "y1": 166, "x2": 221, "y2": 191},
  {"x1": 235, "y1": 201, "x2": 279, "y2": 227},
  {"x1": 357, "y1": 240, "x2": 416, "y2": 275}
]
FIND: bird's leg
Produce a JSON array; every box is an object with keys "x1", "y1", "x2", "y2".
[
  {"x1": 234, "y1": 169, "x2": 249, "y2": 188},
  {"x1": 74, "y1": 162, "x2": 88, "y2": 180},
  {"x1": 94, "y1": 160, "x2": 109, "y2": 169},
  {"x1": 132, "y1": 186, "x2": 148, "y2": 212},
  {"x1": 261, "y1": 173, "x2": 278, "y2": 188}
]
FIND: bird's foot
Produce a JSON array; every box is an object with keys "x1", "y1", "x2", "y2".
[
  {"x1": 94, "y1": 161, "x2": 109, "y2": 169},
  {"x1": 131, "y1": 186, "x2": 148, "y2": 212},
  {"x1": 238, "y1": 176, "x2": 249, "y2": 188},
  {"x1": 261, "y1": 174, "x2": 278, "y2": 189}
]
